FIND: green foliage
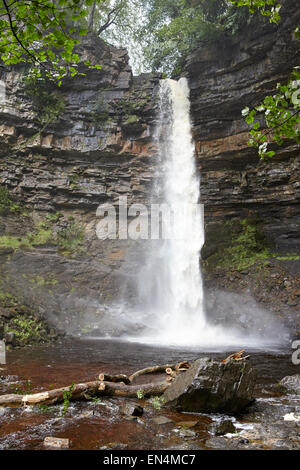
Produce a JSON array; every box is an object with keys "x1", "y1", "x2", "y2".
[
  {"x1": 227, "y1": 219, "x2": 271, "y2": 270},
  {"x1": 62, "y1": 382, "x2": 75, "y2": 416},
  {"x1": 0, "y1": 0, "x2": 103, "y2": 83},
  {"x1": 231, "y1": 0, "x2": 300, "y2": 158},
  {"x1": 23, "y1": 79, "x2": 66, "y2": 128},
  {"x1": 46, "y1": 212, "x2": 64, "y2": 223},
  {"x1": 0, "y1": 235, "x2": 31, "y2": 250},
  {"x1": 149, "y1": 396, "x2": 165, "y2": 410},
  {"x1": 5, "y1": 317, "x2": 46, "y2": 346},
  {"x1": 0, "y1": 213, "x2": 84, "y2": 255},
  {"x1": 204, "y1": 218, "x2": 300, "y2": 272},
  {"x1": 37, "y1": 404, "x2": 50, "y2": 414},
  {"x1": 0, "y1": 186, "x2": 21, "y2": 215},
  {"x1": 204, "y1": 218, "x2": 271, "y2": 271},
  {"x1": 135, "y1": 0, "x2": 228, "y2": 75},
  {"x1": 11, "y1": 380, "x2": 33, "y2": 395},
  {"x1": 242, "y1": 68, "x2": 300, "y2": 158},
  {"x1": 57, "y1": 220, "x2": 85, "y2": 254},
  {"x1": 230, "y1": 0, "x2": 281, "y2": 23},
  {"x1": 136, "y1": 389, "x2": 145, "y2": 399}
]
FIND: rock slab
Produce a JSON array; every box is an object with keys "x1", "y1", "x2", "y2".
[{"x1": 163, "y1": 357, "x2": 256, "y2": 414}]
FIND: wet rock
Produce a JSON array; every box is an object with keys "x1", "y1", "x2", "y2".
[
  {"x1": 152, "y1": 416, "x2": 173, "y2": 425},
  {"x1": 100, "y1": 442, "x2": 127, "y2": 450},
  {"x1": 211, "y1": 419, "x2": 236, "y2": 436},
  {"x1": 177, "y1": 420, "x2": 199, "y2": 428},
  {"x1": 163, "y1": 357, "x2": 256, "y2": 414},
  {"x1": 120, "y1": 402, "x2": 143, "y2": 417},
  {"x1": 0, "y1": 307, "x2": 13, "y2": 319},
  {"x1": 4, "y1": 331, "x2": 16, "y2": 346},
  {"x1": 283, "y1": 412, "x2": 300, "y2": 422},
  {"x1": 177, "y1": 428, "x2": 196, "y2": 438},
  {"x1": 279, "y1": 375, "x2": 300, "y2": 395},
  {"x1": 43, "y1": 437, "x2": 70, "y2": 449}
]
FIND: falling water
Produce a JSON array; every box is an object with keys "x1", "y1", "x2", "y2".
[
  {"x1": 88, "y1": 77, "x2": 287, "y2": 349},
  {"x1": 129, "y1": 78, "x2": 230, "y2": 346},
  {"x1": 150, "y1": 78, "x2": 207, "y2": 338},
  {"x1": 122, "y1": 77, "x2": 287, "y2": 349}
]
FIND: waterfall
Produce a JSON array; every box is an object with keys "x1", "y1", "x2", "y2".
[
  {"x1": 99, "y1": 77, "x2": 287, "y2": 350},
  {"x1": 129, "y1": 77, "x2": 212, "y2": 345},
  {"x1": 150, "y1": 78, "x2": 207, "y2": 338}
]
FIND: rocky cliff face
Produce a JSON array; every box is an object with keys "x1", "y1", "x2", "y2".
[
  {"x1": 0, "y1": 35, "x2": 161, "y2": 336},
  {"x1": 0, "y1": 9, "x2": 299, "y2": 340},
  {"x1": 184, "y1": 0, "x2": 300, "y2": 334}
]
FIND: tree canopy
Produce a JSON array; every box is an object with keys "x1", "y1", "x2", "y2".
[
  {"x1": 0, "y1": 0, "x2": 298, "y2": 158},
  {"x1": 232, "y1": 0, "x2": 300, "y2": 158},
  {"x1": 0, "y1": 0, "x2": 103, "y2": 83}
]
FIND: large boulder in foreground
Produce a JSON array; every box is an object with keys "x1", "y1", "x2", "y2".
[
  {"x1": 278, "y1": 375, "x2": 300, "y2": 394},
  {"x1": 163, "y1": 357, "x2": 256, "y2": 415}
]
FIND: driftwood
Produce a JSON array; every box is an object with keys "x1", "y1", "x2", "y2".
[
  {"x1": 129, "y1": 361, "x2": 191, "y2": 383},
  {"x1": 98, "y1": 373, "x2": 130, "y2": 385},
  {"x1": 0, "y1": 381, "x2": 101, "y2": 407},
  {"x1": 129, "y1": 364, "x2": 175, "y2": 383},
  {"x1": 221, "y1": 349, "x2": 250, "y2": 364},
  {"x1": 98, "y1": 380, "x2": 169, "y2": 398},
  {"x1": 0, "y1": 379, "x2": 170, "y2": 408},
  {"x1": 0, "y1": 361, "x2": 192, "y2": 408}
]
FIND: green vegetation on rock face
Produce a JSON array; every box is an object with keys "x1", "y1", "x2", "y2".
[
  {"x1": 203, "y1": 218, "x2": 299, "y2": 272},
  {"x1": 5, "y1": 317, "x2": 46, "y2": 346},
  {"x1": 23, "y1": 79, "x2": 66, "y2": 128},
  {"x1": 0, "y1": 212, "x2": 85, "y2": 256},
  {"x1": 0, "y1": 290, "x2": 54, "y2": 347},
  {"x1": 231, "y1": 0, "x2": 300, "y2": 158},
  {"x1": 57, "y1": 219, "x2": 85, "y2": 255},
  {"x1": 0, "y1": 186, "x2": 21, "y2": 215}
]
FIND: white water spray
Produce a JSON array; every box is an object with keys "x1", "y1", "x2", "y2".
[
  {"x1": 127, "y1": 78, "x2": 242, "y2": 346},
  {"x1": 89, "y1": 78, "x2": 287, "y2": 350},
  {"x1": 153, "y1": 78, "x2": 206, "y2": 336}
]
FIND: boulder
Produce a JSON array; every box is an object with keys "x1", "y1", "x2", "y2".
[
  {"x1": 120, "y1": 402, "x2": 143, "y2": 417},
  {"x1": 163, "y1": 357, "x2": 256, "y2": 414},
  {"x1": 211, "y1": 419, "x2": 236, "y2": 436},
  {"x1": 279, "y1": 375, "x2": 300, "y2": 395},
  {"x1": 43, "y1": 437, "x2": 69, "y2": 449},
  {"x1": 4, "y1": 331, "x2": 16, "y2": 346}
]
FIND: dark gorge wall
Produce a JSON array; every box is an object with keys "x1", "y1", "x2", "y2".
[
  {"x1": 0, "y1": 6, "x2": 299, "y2": 338},
  {"x1": 0, "y1": 35, "x2": 161, "y2": 336},
  {"x1": 184, "y1": 0, "x2": 300, "y2": 334}
]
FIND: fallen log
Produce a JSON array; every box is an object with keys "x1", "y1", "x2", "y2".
[
  {"x1": 129, "y1": 361, "x2": 190, "y2": 383},
  {"x1": 221, "y1": 349, "x2": 250, "y2": 364},
  {"x1": 0, "y1": 381, "x2": 101, "y2": 407},
  {"x1": 129, "y1": 364, "x2": 176, "y2": 383},
  {"x1": 0, "y1": 379, "x2": 170, "y2": 407},
  {"x1": 98, "y1": 380, "x2": 169, "y2": 398},
  {"x1": 98, "y1": 373, "x2": 130, "y2": 385}
]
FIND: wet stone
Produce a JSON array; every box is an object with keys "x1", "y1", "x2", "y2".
[
  {"x1": 211, "y1": 419, "x2": 236, "y2": 436},
  {"x1": 43, "y1": 437, "x2": 70, "y2": 449},
  {"x1": 152, "y1": 416, "x2": 173, "y2": 425},
  {"x1": 120, "y1": 402, "x2": 143, "y2": 417},
  {"x1": 177, "y1": 420, "x2": 199, "y2": 428},
  {"x1": 279, "y1": 375, "x2": 300, "y2": 395}
]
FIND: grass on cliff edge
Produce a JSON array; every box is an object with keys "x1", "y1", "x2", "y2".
[
  {"x1": 0, "y1": 214, "x2": 85, "y2": 256},
  {"x1": 203, "y1": 218, "x2": 299, "y2": 272}
]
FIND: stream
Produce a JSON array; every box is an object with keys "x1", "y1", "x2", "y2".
[{"x1": 0, "y1": 338, "x2": 299, "y2": 450}]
